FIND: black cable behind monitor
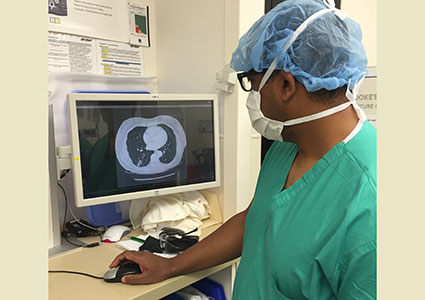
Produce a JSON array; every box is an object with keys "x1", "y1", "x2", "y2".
[
  {"x1": 51, "y1": 179, "x2": 107, "y2": 280},
  {"x1": 57, "y1": 181, "x2": 103, "y2": 248}
]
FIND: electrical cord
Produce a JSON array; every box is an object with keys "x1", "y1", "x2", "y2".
[
  {"x1": 58, "y1": 181, "x2": 68, "y2": 234},
  {"x1": 57, "y1": 181, "x2": 103, "y2": 248},
  {"x1": 67, "y1": 197, "x2": 105, "y2": 232},
  {"x1": 57, "y1": 176, "x2": 105, "y2": 232},
  {"x1": 59, "y1": 169, "x2": 70, "y2": 180},
  {"x1": 57, "y1": 182, "x2": 92, "y2": 247},
  {"x1": 48, "y1": 270, "x2": 103, "y2": 280},
  {"x1": 60, "y1": 231, "x2": 100, "y2": 248},
  {"x1": 60, "y1": 231, "x2": 83, "y2": 247}
]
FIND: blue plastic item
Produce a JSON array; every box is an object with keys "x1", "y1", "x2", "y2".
[
  {"x1": 160, "y1": 293, "x2": 185, "y2": 300},
  {"x1": 86, "y1": 202, "x2": 130, "y2": 227},
  {"x1": 192, "y1": 278, "x2": 226, "y2": 300}
]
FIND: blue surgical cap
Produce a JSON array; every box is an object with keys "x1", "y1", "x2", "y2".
[{"x1": 230, "y1": 0, "x2": 368, "y2": 92}]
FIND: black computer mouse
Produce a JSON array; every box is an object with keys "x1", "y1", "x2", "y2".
[{"x1": 103, "y1": 262, "x2": 142, "y2": 283}]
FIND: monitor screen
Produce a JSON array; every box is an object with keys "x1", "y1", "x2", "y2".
[{"x1": 68, "y1": 93, "x2": 220, "y2": 207}]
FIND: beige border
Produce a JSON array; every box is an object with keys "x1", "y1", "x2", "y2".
[
  {"x1": 2, "y1": 1, "x2": 48, "y2": 298},
  {"x1": 8, "y1": 0, "x2": 425, "y2": 298},
  {"x1": 378, "y1": 0, "x2": 425, "y2": 298}
]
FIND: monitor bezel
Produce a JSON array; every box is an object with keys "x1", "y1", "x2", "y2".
[{"x1": 68, "y1": 93, "x2": 221, "y2": 207}]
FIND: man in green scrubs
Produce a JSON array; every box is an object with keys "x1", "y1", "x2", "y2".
[{"x1": 110, "y1": 0, "x2": 376, "y2": 298}]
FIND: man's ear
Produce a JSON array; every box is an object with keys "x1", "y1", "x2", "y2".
[{"x1": 278, "y1": 70, "x2": 297, "y2": 102}]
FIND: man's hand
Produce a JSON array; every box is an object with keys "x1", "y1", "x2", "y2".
[
  {"x1": 109, "y1": 250, "x2": 174, "y2": 285},
  {"x1": 108, "y1": 204, "x2": 251, "y2": 285}
]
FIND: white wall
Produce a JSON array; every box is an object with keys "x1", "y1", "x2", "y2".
[
  {"x1": 155, "y1": 0, "x2": 225, "y2": 94},
  {"x1": 342, "y1": 0, "x2": 377, "y2": 67},
  {"x1": 235, "y1": 0, "x2": 264, "y2": 213}
]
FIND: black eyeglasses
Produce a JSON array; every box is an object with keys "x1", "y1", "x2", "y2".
[{"x1": 237, "y1": 69, "x2": 264, "y2": 92}]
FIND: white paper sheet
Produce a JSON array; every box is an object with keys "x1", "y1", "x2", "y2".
[
  {"x1": 48, "y1": 32, "x2": 97, "y2": 73},
  {"x1": 96, "y1": 40, "x2": 144, "y2": 76},
  {"x1": 48, "y1": 32, "x2": 145, "y2": 77},
  {"x1": 116, "y1": 234, "x2": 149, "y2": 251},
  {"x1": 48, "y1": 0, "x2": 129, "y2": 43},
  {"x1": 128, "y1": 2, "x2": 150, "y2": 47},
  {"x1": 115, "y1": 234, "x2": 178, "y2": 258}
]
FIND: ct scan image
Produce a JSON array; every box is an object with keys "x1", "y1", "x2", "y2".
[
  {"x1": 48, "y1": 0, "x2": 68, "y2": 16},
  {"x1": 115, "y1": 115, "x2": 187, "y2": 182}
]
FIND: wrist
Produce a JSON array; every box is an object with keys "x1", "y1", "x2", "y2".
[{"x1": 166, "y1": 256, "x2": 180, "y2": 278}]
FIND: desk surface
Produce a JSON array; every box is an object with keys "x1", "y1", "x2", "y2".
[{"x1": 49, "y1": 224, "x2": 239, "y2": 300}]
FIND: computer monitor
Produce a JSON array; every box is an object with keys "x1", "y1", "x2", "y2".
[{"x1": 68, "y1": 93, "x2": 220, "y2": 207}]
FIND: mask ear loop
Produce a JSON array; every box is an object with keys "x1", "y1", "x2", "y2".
[{"x1": 346, "y1": 73, "x2": 367, "y2": 122}]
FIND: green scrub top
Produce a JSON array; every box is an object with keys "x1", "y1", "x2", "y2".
[{"x1": 233, "y1": 121, "x2": 376, "y2": 300}]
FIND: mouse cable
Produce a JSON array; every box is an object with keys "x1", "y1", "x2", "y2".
[{"x1": 48, "y1": 270, "x2": 103, "y2": 280}]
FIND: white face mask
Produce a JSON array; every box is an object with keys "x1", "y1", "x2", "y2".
[{"x1": 246, "y1": 3, "x2": 367, "y2": 142}]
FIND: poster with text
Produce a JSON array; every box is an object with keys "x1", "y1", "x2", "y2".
[
  {"x1": 357, "y1": 67, "x2": 377, "y2": 128},
  {"x1": 48, "y1": 32, "x2": 97, "y2": 73},
  {"x1": 48, "y1": 0, "x2": 129, "y2": 43},
  {"x1": 48, "y1": 32, "x2": 144, "y2": 77},
  {"x1": 96, "y1": 40, "x2": 143, "y2": 77}
]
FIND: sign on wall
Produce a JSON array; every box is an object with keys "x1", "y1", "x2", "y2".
[
  {"x1": 48, "y1": 0, "x2": 129, "y2": 43},
  {"x1": 128, "y1": 2, "x2": 150, "y2": 47},
  {"x1": 357, "y1": 66, "x2": 377, "y2": 128},
  {"x1": 48, "y1": 32, "x2": 144, "y2": 77}
]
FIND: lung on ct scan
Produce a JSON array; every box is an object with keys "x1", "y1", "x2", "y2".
[{"x1": 115, "y1": 115, "x2": 187, "y2": 182}]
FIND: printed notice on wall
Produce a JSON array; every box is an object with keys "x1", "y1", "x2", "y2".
[
  {"x1": 96, "y1": 40, "x2": 143, "y2": 77},
  {"x1": 128, "y1": 2, "x2": 150, "y2": 47},
  {"x1": 357, "y1": 67, "x2": 377, "y2": 128},
  {"x1": 48, "y1": 32, "x2": 97, "y2": 73},
  {"x1": 48, "y1": 0, "x2": 129, "y2": 43},
  {"x1": 48, "y1": 32, "x2": 144, "y2": 77}
]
